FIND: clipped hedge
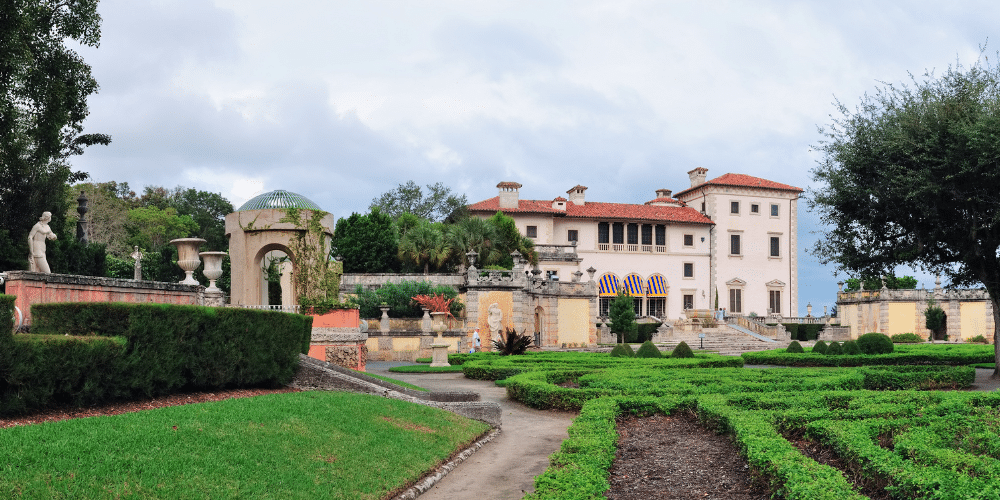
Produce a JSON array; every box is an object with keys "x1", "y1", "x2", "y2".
[
  {"x1": 1, "y1": 302, "x2": 312, "y2": 415},
  {"x1": 783, "y1": 323, "x2": 824, "y2": 341},
  {"x1": 742, "y1": 344, "x2": 993, "y2": 367},
  {"x1": 462, "y1": 351, "x2": 743, "y2": 381},
  {"x1": 0, "y1": 294, "x2": 14, "y2": 340}
]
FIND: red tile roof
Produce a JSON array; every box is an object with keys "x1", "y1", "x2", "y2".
[
  {"x1": 674, "y1": 173, "x2": 802, "y2": 197},
  {"x1": 644, "y1": 197, "x2": 682, "y2": 205},
  {"x1": 553, "y1": 196, "x2": 567, "y2": 201},
  {"x1": 468, "y1": 197, "x2": 713, "y2": 225}
]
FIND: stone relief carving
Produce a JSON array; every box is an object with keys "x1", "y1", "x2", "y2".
[{"x1": 487, "y1": 302, "x2": 503, "y2": 333}]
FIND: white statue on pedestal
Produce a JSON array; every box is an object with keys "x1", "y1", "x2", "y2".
[
  {"x1": 28, "y1": 211, "x2": 57, "y2": 273},
  {"x1": 487, "y1": 303, "x2": 503, "y2": 335}
]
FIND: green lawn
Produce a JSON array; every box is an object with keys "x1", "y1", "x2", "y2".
[
  {"x1": 354, "y1": 370, "x2": 429, "y2": 391},
  {"x1": 0, "y1": 391, "x2": 488, "y2": 499}
]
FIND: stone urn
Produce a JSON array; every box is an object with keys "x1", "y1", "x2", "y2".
[
  {"x1": 429, "y1": 311, "x2": 451, "y2": 367},
  {"x1": 379, "y1": 304, "x2": 391, "y2": 333},
  {"x1": 199, "y1": 251, "x2": 227, "y2": 292},
  {"x1": 170, "y1": 238, "x2": 207, "y2": 285}
]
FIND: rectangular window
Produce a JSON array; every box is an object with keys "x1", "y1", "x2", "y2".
[
  {"x1": 599, "y1": 298, "x2": 611, "y2": 317},
  {"x1": 683, "y1": 294, "x2": 694, "y2": 310},
  {"x1": 683, "y1": 262, "x2": 694, "y2": 278},
  {"x1": 526, "y1": 226, "x2": 537, "y2": 238},
  {"x1": 683, "y1": 234, "x2": 694, "y2": 247},
  {"x1": 729, "y1": 289, "x2": 742, "y2": 313},
  {"x1": 627, "y1": 223, "x2": 638, "y2": 245},
  {"x1": 655, "y1": 225, "x2": 666, "y2": 246},
  {"x1": 770, "y1": 236, "x2": 780, "y2": 257},
  {"x1": 568, "y1": 229, "x2": 578, "y2": 242},
  {"x1": 633, "y1": 297, "x2": 642, "y2": 317},
  {"x1": 770, "y1": 204, "x2": 779, "y2": 217},
  {"x1": 598, "y1": 223, "x2": 609, "y2": 244},
  {"x1": 750, "y1": 203, "x2": 759, "y2": 214},
  {"x1": 612, "y1": 223, "x2": 624, "y2": 244},
  {"x1": 769, "y1": 290, "x2": 782, "y2": 315},
  {"x1": 648, "y1": 298, "x2": 666, "y2": 318},
  {"x1": 700, "y1": 202, "x2": 706, "y2": 213},
  {"x1": 730, "y1": 201, "x2": 739, "y2": 214},
  {"x1": 641, "y1": 225, "x2": 652, "y2": 245},
  {"x1": 730, "y1": 234, "x2": 741, "y2": 255}
]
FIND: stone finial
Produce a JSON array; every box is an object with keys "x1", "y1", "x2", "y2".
[
  {"x1": 586, "y1": 266, "x2": 596, "y2": 281},
  {"x1": 935, "y1": 275, "x2": 942, "y2": 289},
  {"x1": 466, "y1": 249, "x2": 478, "y2": 268},
  {"x1": 837, "y1": 281, "x2": 843, "y2": 292},
  {"x1": 806, "y1": 303, "x2": 813, "y2": 317},
  {"x1": 572, "y1": 270, "x2": 583, "y2": 283},
  {"x1": 76, "y1": 191, "x2": 89, "y2": 243}
]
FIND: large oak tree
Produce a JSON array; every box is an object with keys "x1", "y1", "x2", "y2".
[{"x1": 810, "y1": 57, "x2": 1000, "y2": 376}]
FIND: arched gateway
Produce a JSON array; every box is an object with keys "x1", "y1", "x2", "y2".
[{"x1": 225, "y1": 190, "x2": 335, "y2": 307}]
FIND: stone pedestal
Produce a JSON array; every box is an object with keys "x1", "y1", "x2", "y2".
[{"x1": 429, "y1": 311, "x2": 451, "y2": 367}]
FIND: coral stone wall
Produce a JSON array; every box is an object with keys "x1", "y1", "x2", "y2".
[{"x1": 4, "y1": 271, "x2": 203, "y2": 325}]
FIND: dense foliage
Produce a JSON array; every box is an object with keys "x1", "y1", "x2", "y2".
[
  {"x1": 492, "y1": 327, "x2": 533, "y2": 355},
  {"x1": 607, "y1": 291, "x2": 637, "y2": 344},
  {"x1": 609, "y1": 343, "x2": 635, "y2": 358},
  {"x1": 0, "y1": 0, "x2": 111, "y2": 272},
  {"x1": 1, "y1": 303, "x2": 311, "y2": 415},
  {"x1": 634, "y1": 341, "x2": 662, "y2": 358},
  {"x1": 890, "y1": 332, "x2": 925, "y2": 343},
  {"x1": 670, "y1": 341, "x2": 694, "y2": 358},
  {"x1": 741, "y1": 343, "x2": 993, "y2": 367},
  {"x1": 812, "y1": 340, "x2": 828, "y2": 354},
  {"x1": 782, "y1": 323, "x2": 824, "y2": 341},
  {"x1": 370, "y1": 180, "x2": 468, "y2": 222},
  {"x1": 810, "y1": 57, "x2": 1000, "y2": 372},
  {"x1": 843, "y1": 275, "x2": 918, "y2": 291},
  {"x1": 786, "y1": 340, "x2": 804, "y2": 353},
  {"x1": 349, "y1": 281, "x2": 462, "y2": 318}
]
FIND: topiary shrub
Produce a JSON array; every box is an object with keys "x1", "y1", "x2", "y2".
[
  {"x1": 857, "y1": 332, "x2": 894, "y2": 355},
  {"x1": 610, "y1": 343, "x2": 635, "y2": 357},
  {"x1": 826, "y1": 341, "x2": 843, "y2": 355},
  {"x1": 812, "y1": 340, "x2": 828, "y2": 354},
  {"x1": 786, "y1": 341, "x2": 804, "y2": 353},
  {"x1": 890, "y1": 333, "x2": 924, "y2": 343},
  {"x1": 635, "y1": 340, "x2": 663, "y2": 358},
  {"x1": 671, "y1": 341, "x2": 694, "y2": 358},
  {"x1": 842, "y1": 340, "x2": 861, "y2": 355}
]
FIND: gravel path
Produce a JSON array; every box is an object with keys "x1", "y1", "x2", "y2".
[{"x1": 367, "y1": 362, "x2": 576, "y2": 500}]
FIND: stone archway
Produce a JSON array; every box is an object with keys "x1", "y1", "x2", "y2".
[
  {"x1": 224, "y1": 191, "x2": 334, "y2": 307},
  {"x1": 254, "y1": 243, "x2": 296, "y2": 307}
]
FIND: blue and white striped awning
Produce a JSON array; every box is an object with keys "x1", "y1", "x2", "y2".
[{"x1": 598, "y1": 274, "x2": 620, "y2": 297}]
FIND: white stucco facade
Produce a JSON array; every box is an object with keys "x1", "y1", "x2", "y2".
[{"x1": 469, "y1": 170, "x2": 802, "y2": 321}]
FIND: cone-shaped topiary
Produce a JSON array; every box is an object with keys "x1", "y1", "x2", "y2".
[
  {"x1": 826, "y1": 341, "x2": 843, "y2": 355},
  {"x1": 671, "y1": 341, "x2": 695, "y2": 358},
  {"x1": 812, "y1": 340, "x2": 828, "y2": 354},
  {"x1": 842, "y1": 340, "x2": 861, "y2": 355},
  {"x1": 635, "y1": 340, "x2": 663, "y2": 358},
  {"x1": 857, "y1": 332, "x2": 894, "y2": 354},
  {"x1": 610, "y1": 343, "x2": 635, "y2": 357},
  {"x1": 786, "y1": 340, "x2": 804, "y2": 353}
]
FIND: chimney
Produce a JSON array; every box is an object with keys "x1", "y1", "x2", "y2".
[
  {"x1": 566, "y1": 185, "x2": 588, "y2": 206},
  {"x1": 687, "y1": 167, "x2": 708, "y2": 188},
  {"x1": 497, "y1": 181, "x2": 522, "y2": 209},
  {"x1": 552, "y1": 196, "x2": 567, "y2": 211},
  {"x1": 655, "y1": 188, "x2": 672, "y2": 199}
]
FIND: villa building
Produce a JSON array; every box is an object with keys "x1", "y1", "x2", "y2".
[{"x1": 468, "y1": 168, "x2": 802, "y2": 320}]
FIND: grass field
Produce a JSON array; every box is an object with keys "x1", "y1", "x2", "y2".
[
  {"x1": 354, "y1": 370, "x2": 430, "y2": 390},
  {"x1": 0, "y1": 391, "x2": 488, "y2": 500}
]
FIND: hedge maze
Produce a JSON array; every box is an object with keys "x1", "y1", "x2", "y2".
[{"x1": 459, "y1": 349, "x2": 1000, "y2": 499}]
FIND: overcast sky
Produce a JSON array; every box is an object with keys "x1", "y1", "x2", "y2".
[{"x1": 70, "y1": 0, "x2": 998, "y2": 315}]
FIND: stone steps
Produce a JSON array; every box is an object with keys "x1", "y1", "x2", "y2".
[{"x1": 657, "y1": 325, "x2": 789, "y2": 356}]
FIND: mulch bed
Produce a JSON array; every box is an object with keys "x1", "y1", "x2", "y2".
[
  {"x1": 605, "y1": 412, "x2": 771, "y2": 500},
  {"x1": 0, "y1": 387, "x2": 300, "y2": 429}
]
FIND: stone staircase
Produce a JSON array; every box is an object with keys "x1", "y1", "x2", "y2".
[{"x1": 657, "y1": 324, "x2": 789, "y2": 356}]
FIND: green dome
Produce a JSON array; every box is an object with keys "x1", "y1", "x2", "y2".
[{"x1": 237, "y1": 190, "x2": 323, "y2": 212}]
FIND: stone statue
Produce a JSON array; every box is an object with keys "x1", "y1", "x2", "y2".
[
  {"x1": 487, "y1": 303, "x2": 503, "y2": 334},
  {"x1": 27, "y1": 211, "x2": 57, "y2": 273},
  {"x1": 130, "y1": 245, "x2": 143, "y2": 280}
]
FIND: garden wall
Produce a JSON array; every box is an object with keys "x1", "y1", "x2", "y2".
[{"x1": 4, "y1": 270, "x2": 222, "y2": 326}]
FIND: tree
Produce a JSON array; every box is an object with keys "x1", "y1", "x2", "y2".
[
  {"x1": 331, "y1": 207, "x2": 399, "y2": 274},
  {"x1": 125, "y1": 206, "x2": 199, "y2": 251},
  {"x1": 608, "y1": 291, "x2": 637, "y2": 344},
  {"x1": 397, "y1": 221, "x2": 449, "y2": 274},
  {"x1": 0, "y1": 0, "x2": 110, "y2": 270},
  {"x1": 810, "y1": 56, "x2": 1000, "y2": 377},
  {"x1": 843, "y1": 275, "x2": 918, "y2": 292},
  {"x1": 370, "y1": 181, "x2": 468, "y2": 221}
]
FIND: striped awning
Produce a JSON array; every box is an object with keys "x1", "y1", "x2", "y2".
[
  {"x1": 598, "y1": 274, "x2": 620, "y2": 297},
  {"x1": 623, "y1": 274, "x2": 644, "y2": 296},
  {"x1": 646, "y1": 274, "x2": 668, "y2": 297}
]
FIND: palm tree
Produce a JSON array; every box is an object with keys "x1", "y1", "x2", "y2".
[{"x1": 398, "y1": 221, "x2": 449, "y2": 274}]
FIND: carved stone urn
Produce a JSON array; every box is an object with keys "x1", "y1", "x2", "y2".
[
  {"x1": 170, "y1": 238, "x2": 207, "y2": 285},
  {"x1": 429, "y1": 311, "x2": 451, "y2": 367},
  {"x1": 199, "y1": 251, "x2": 227, "y2": 292}
]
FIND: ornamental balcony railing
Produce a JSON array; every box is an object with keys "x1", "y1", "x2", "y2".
[
  {"x1": 596, "y1": 243, "x2": 667, "y2": 253},
  {"x1": 534, "y1": 243, "x2": 581, "y2": 262}
]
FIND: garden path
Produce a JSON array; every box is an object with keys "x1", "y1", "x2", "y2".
[{"x1": 367, "y1": 362, "x2": 576, "y2": 500}]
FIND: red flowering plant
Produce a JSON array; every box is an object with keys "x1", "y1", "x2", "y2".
[{"x1": 411, "y1": 294, "x2": 456, "y2": 318}]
